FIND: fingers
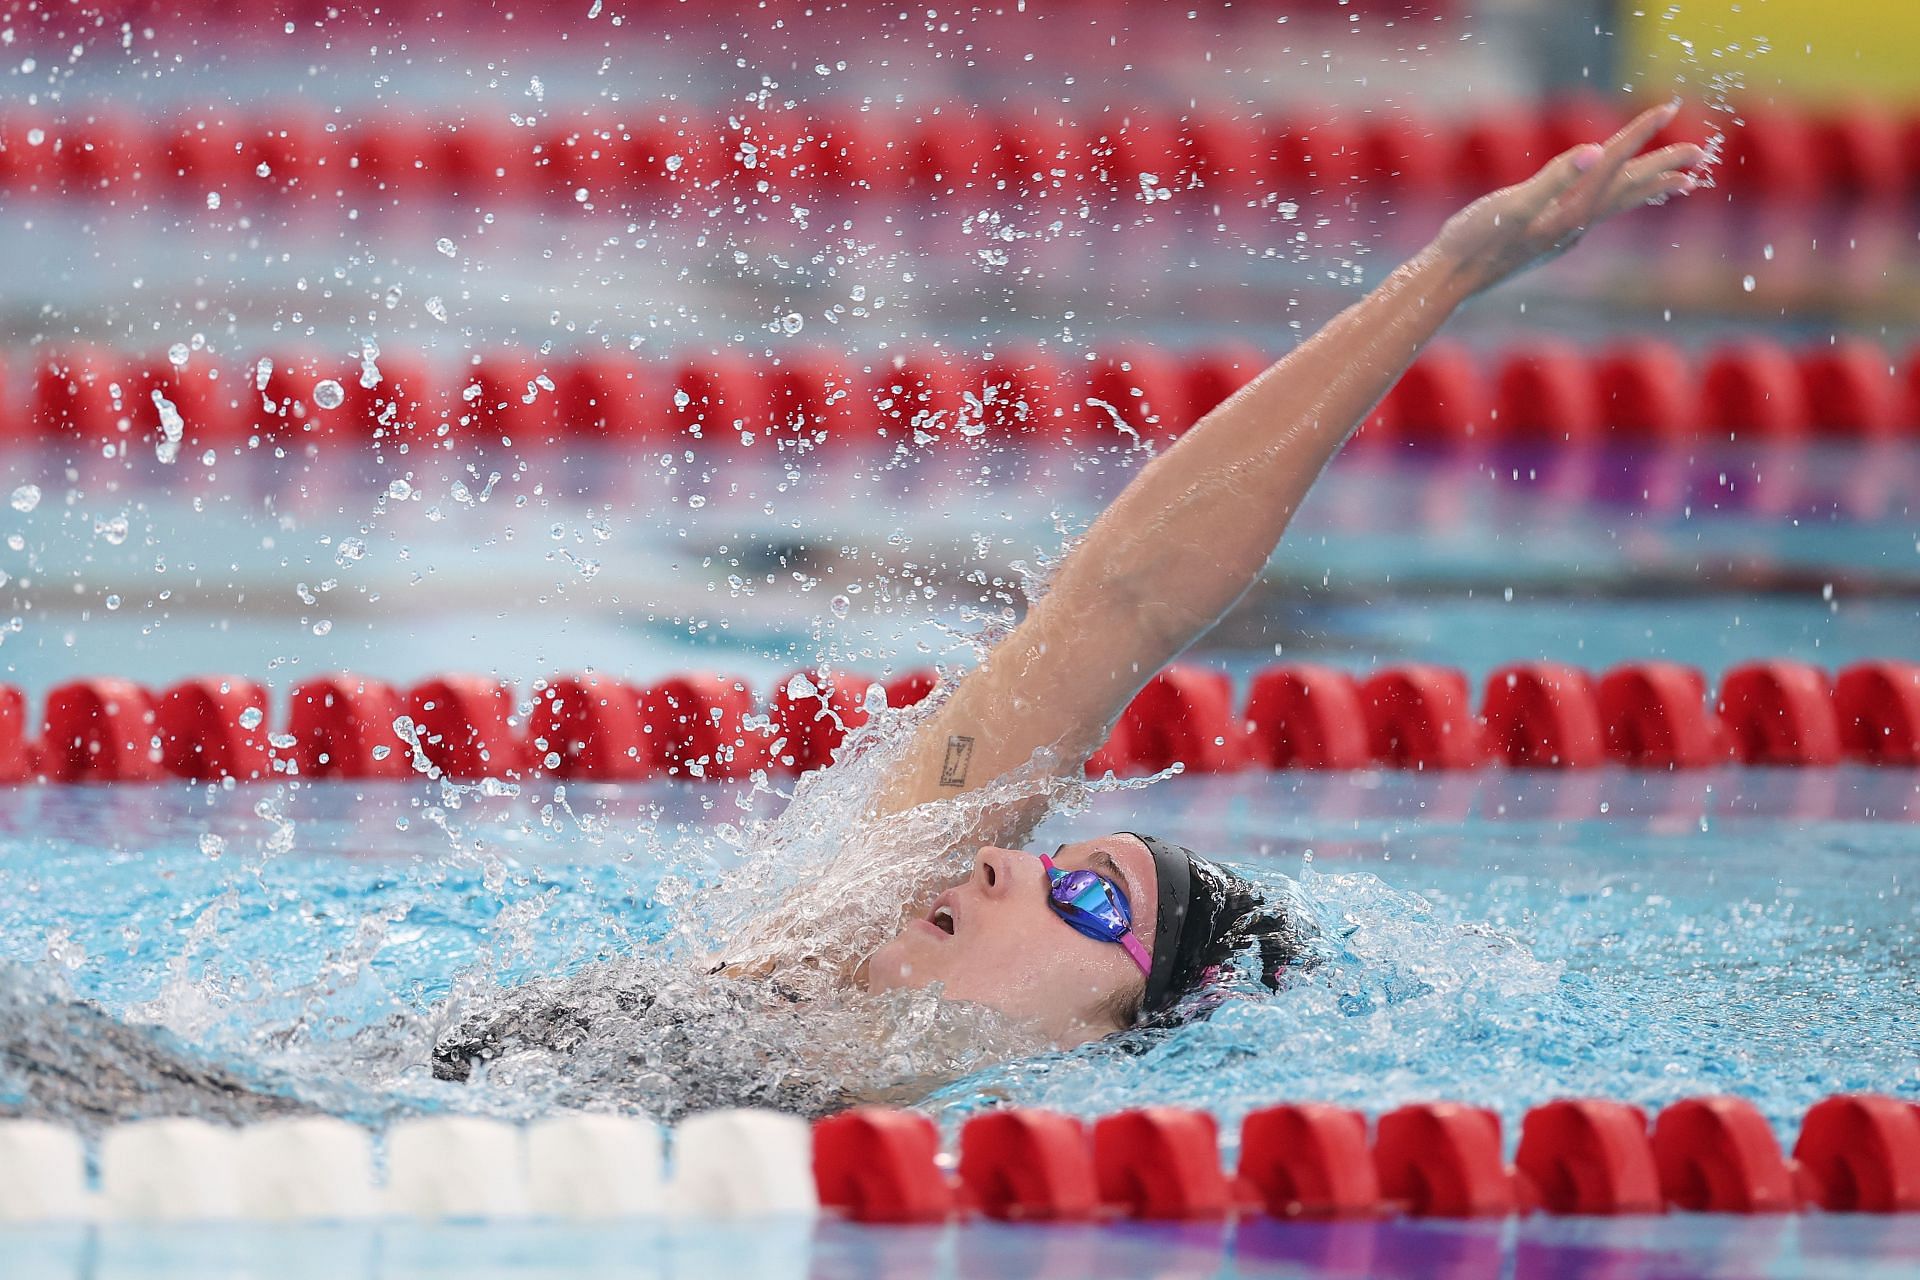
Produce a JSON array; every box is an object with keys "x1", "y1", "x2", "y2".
[
  {"x1": 1620, "y1": 141, "x2": 1708, "y2": 186},
  {"x1": 1599, "y1": 168, "x2": 1698, "y2": 218},
  {"x1": 1599, "y1": 99, "x2": 1684, "y2": 169},
  {"x1": 1515, "y1": 141, "x2": 1606, "y2": 216}
]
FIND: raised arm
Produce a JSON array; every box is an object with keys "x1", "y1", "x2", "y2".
[{"x1": 872, "y1": 100, "x2": 1702, "y2": 836}]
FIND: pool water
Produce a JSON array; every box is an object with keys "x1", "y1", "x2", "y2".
[{"x1": 1, "y1": 761, "x2": 1912, "y2": 1140}]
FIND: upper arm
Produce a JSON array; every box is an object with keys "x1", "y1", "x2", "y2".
[{"x1": 866, "y1": 566, "x2": 1185, "y2": 838}]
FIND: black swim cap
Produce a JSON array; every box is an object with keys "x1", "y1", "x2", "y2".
[{"x1": 1126, "y1": 832, "x2": 1297, "y2": 1019}]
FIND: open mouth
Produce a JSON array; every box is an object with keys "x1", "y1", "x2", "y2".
[{"x1": 929, "y1": 904, "x2": 956, "y2": 935}]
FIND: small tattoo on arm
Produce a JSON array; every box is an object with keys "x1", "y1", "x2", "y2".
[{"x1": 939, "y1": 735, "x2": 975, "y2": 787}]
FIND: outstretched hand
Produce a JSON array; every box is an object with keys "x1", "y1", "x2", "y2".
[{"x1": 1428, "y1": 99, "x2": 1707, "y2": 298}]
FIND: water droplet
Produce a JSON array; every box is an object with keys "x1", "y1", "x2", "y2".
[
  {"x1": 778, "y1": 312, "x2": 804, "y2": 335},
  {"x1": 238, "y1": 706, "x2": 265, "y2": 730},
  {"x1": 167, "y1": 342, "x2": 190, "y2": 368},
  {"x1": 25, "y1": 128, "x2": 44, "y2": 147},
  {"x1": 1742, "y1": 274, "x2": 1756, "y2": 292},
  {"x1": 205, "y1": 191, "x2": 221, "y2": 210},
  {"x1": 673, "y1": 388, "x2": 692, "y2": 409},
  {"x1": 255, "y1": 161, "x2": 271, "y2": 178},
  {"x1": 387, "y1": 478, "x2": 413, "y2": 500},
  {"x1": 10, "y1": 485, "x2": 41, "y2": 513},
  {"x1": 312, "y1": 619, "x2": 332, "y2": 636},
  {"x1": 334, "y1": 537, "x2": 367, "y2": 564},
  {"x1": 425, "y1": 296, "x2": 448, "y2": 322},
  {"x1": 95, "y1": 515, "x2": 130, "y2": 546},
  {"x1": 313, "y1": 379, "x2": 345, "y2": 410},
  {"x1": 150, "y1": 389, "x2": 185, "y2": 464},
  {"x1": 664, "y1": 154, "x2": 684, "y2": 173},
  {"x1": 435, "y1": 236, "x2": 457, "y2": 257},
  {"x1": 786, "y1": 673, "x2": 819, "y2": 700},
  {"x1": 829, "y1": 594, "x2": 850, "y2": 618},
  {"x1": 199, "y1": 832, "x2": 226, "y2": 859},
  {"x1": 104, "y1": 594, "x2": 120, "y2": 610}
]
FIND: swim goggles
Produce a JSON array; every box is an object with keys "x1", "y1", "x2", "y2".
[{"x1": 1039, "y1": 853, "x2": 1151, "y2": 975}]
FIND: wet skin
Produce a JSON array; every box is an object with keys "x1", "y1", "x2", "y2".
[{"x1": 864, "y1": 833, "x2": 1159, "y2": 1045}]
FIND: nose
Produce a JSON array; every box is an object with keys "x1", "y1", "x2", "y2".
[{"x1": 972, "y1": 845, "x2": 1039, "y2": 899}]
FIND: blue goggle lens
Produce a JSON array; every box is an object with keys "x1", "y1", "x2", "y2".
[{"x1": 1047, "y1": 867, "x2": 1132, "y2": 942}]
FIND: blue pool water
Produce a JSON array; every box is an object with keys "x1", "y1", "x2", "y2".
[{"x1": 2, "y1": 765, "x2": 1913, "y2": 1138}]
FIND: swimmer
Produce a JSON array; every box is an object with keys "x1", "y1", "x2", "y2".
[
  {"x1": 795, "y1": 99, "x2": 1704, "y2": 1044},
  {"x1": 438, "y1": 99, "x2": 1706, "y2": 1078}
]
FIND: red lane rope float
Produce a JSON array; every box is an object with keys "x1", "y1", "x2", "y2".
[
  {"x1": 1241, "y1": 665, "x2": 1372, "y2": 771},
  {"x1": 528, "y1": 675, "x2": 649, "y2": 781},
  {"x1": 1835, "y1": 661, "x2": 1920, "y2": 765},
  {"x1": 1715, "y1": 661, "x2": 1843, "y2": 767},
  {"x1": 1596, "y1": 661, "x2": 1730, "y2": 770},
  {"x1": 1650, "y1": 1096, "x2": 1801, "y2": 1214},
  {"x1": 39, "y1": 679, "x2": 163, "y2": 783},
  {"x1": 1480, "y1": 663, "x2": 1606, "y2": 769},
  {"x1": 0, "y1": 685, "x2": 32, "y2": 784},
  {"x1": 1792, "y1": 1095, "x2": 1920, "y2": 1214},
  {"x1": 153, "y1": 677, "x2": 272, "y2": 783},
  {"x1": 1373, "y1": 1103, "x2": 1518, "y2": 1218},
  {"x1": 812, "y1": 1107, "x2": 953, "y2": 1225},
  {"x1": 1512, "y1": 1099, "x2": 1663, "y2": 1215},
  {"x1": 956, "y1": 1110, "x2": 1101, "y2": 1223},
  {"x1": 407, "y1": 675, "x2": 523, "y2": 780},
  {"x1": 283, "y1": 675, "x2": 411, "y2": 780},
  {"x1": 1091, "y1": 1108, "x2": 1234, "y2": 1221},
  {"x1": 1086, "y1": 667, "x2": 1240, "y2": 778},
  {"x1": 813, "y1": 1093, "x2": 1920, "y2": 1227},
  {"x1": 5, "y1": 658, "x2": 1919, "y2": 785},
  {"x1": 5, "y1": 100, "x2": 1916, "y2": 206},
  {"x1": 1236, "y1": 1104, "x2": 1381, "y2": 1219},
  {"x1": 8, "y1": 341, "x2": 1920, "y2": 452},
  {"x1": 1361, "y1": 665, "x2": 1483, "y2": 771}
]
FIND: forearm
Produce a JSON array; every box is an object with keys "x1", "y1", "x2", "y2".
[{"x1": 1047, "y1": 244, "x2": 1475, "y2": 653}]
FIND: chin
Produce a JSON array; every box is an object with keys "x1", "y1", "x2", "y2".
[{"x1": 863, "y1": 935, "x2": 922, "y2": 993}]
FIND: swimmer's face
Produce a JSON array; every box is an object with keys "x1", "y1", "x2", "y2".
[{"x1": 864, "y1": 834, "x2": 1156, "y2": 1046}]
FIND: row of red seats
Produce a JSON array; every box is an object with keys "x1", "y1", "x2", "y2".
[
  {"x1": 18, "y1": 338, "x2": 1920, "y2": 450},
  {"x1": 1, "y1": 98, "x2": 1907, "y2": 203},
  {"x1": 816, "y1": 1093, "x2": 1920, "y2": 1222},
  {"x1": 4, "y1": 658, "x2": 1915, "y2": 786}
]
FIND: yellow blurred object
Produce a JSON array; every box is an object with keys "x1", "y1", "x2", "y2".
[{"x1": 1621, "y1": 0, "x2": 1920, "y2": 105}]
